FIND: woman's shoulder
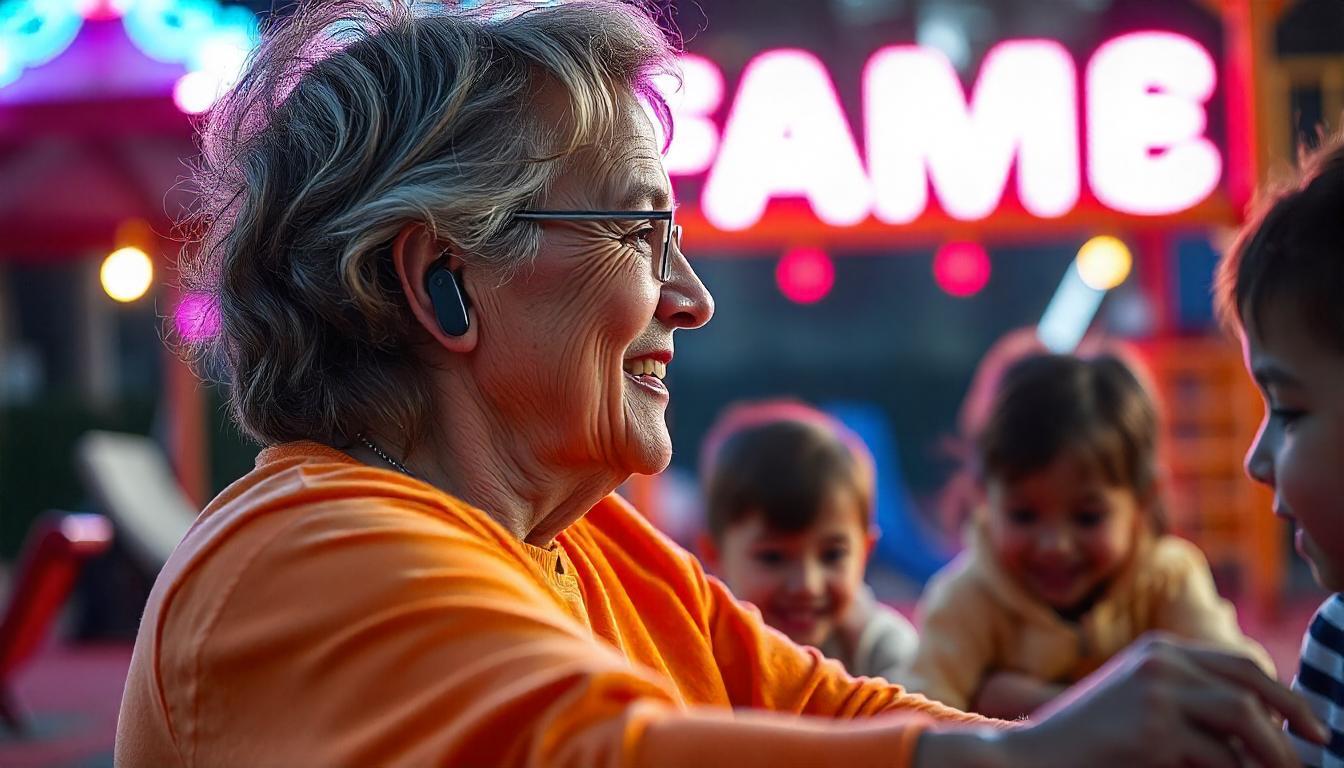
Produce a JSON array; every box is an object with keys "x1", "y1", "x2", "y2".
[
  {"x1": 567, "y1": 493, "x2": 707, "y2": 585},
  {"x1": 156, "y1": 441, "x2": 526, "y2": 625}
]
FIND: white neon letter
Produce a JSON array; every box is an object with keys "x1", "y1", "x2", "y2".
[
  {"x1": 865, "y1": 40, "x2": 1079, "y2": 223},
  {"x1": 702, "y1": 49, "x2": 871, "y2": 231},
  {"x1": 653, "y1": 54, "x2": 724, "y2": 176},
  {"x1": 1087, "y1": 32, "x2": 1221, "y2": 215}
]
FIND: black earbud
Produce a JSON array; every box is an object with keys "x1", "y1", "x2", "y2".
[{"x1": 425, "y1": 258, "x2": 470, "y2": 337}]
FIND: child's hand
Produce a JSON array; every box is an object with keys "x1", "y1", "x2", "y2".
[
  {"x1": 971, "y1": 670, "x2": 1066, "y2": 720},
  {"x1": 1003, "y1": 633, "x2": 1326, "y2": 767},
  {"x1": 916, "y1": 633, "x2": 1325, "y2": 767}
]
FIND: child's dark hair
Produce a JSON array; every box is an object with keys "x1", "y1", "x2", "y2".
[
  {"x1": 976, "y1": 353, "x2": 1168, "y2": 533},
  {"x1": 1216, "y1": 132, "x2": 1344, "y2": 349},
  {"x1": 700, "y1": 401, "x2": 875, "y2": 540}
]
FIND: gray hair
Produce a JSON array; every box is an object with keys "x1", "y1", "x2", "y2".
[{"x1": 180, "y1": 0, "x2": 678, "y2": 448}]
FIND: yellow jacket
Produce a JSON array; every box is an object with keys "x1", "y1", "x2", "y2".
[{"x1": 906, "y1": 524, "x2": 1275, "y2": 711}]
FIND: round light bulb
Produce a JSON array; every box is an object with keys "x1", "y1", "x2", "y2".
[
  {"x1": 101, "y1": 247, "x2": 153, "y2": 303},
  {"x1": 1076, "y1": 235, "x2": 1133, "y2": 291}
]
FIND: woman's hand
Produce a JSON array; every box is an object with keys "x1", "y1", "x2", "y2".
[
  {"x1": 916, "y1": 634, "x2": 1328, "y2": 768},
  {"x1": 971, "y1": 670, "x2": 1066, "y2": 720}
]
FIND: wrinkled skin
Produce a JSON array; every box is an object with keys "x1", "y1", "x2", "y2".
[{"x1": 384, "y1": 88, "x2": 713, "y2": 545}]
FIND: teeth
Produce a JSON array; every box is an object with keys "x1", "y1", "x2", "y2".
[{"x1": 623, "y1": 358, "x2": 667, "y2": 380}]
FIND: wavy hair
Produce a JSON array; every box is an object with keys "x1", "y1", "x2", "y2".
[{"x1": 179, "y1": 0, "x2": 677, "y2": 448}]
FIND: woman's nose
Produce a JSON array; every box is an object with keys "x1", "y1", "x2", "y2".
[{"x1": 657, "y1": 242, "x2": 714, "y2": 330}]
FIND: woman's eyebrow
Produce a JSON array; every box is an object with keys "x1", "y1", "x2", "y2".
[{"x1": 613, "y1": 176, "x2": 672, "y2": 210}]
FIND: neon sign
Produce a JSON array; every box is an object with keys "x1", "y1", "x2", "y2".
[
  {"x1": 663, "y1": 32, "x2": 1223, "y2": 231},
  {"x1": 0, "y1": 0, "x2": 259, "y2": 112}
]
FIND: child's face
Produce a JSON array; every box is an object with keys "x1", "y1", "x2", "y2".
[
  {"x1": 985, "y1": 454, "x2": 1143, "y2": 613},
  {"x1": 1242, "y1": 305, "x2": 1344, "y2": 591},
  {"x1": 711, "y1": 491, "x2": 871, "y2": 648}
]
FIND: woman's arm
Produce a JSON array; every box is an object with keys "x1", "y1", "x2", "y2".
[{"x1": 694, "y1": 556, "x2": 992, "y2": 725}]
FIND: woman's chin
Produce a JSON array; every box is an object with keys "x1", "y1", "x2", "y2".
[{"x1": 624, "y1": 435, "x2": 672, "y2": 476}]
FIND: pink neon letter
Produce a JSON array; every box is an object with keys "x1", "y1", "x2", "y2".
[
  {"x1": 653, "y1": 54, "x2": 724, "y2": 176},
  {"x1": 1087, "y1": 32, "x2": 1221, "y2": 215},
  {"x1": 865, "y1": 40, "x2": 1079, "y2": 223},
  {"x1": 702, "y1": 49, "x2": 871, "y2": 231}
]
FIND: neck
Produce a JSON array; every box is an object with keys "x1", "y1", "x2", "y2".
[{"x1": 362, "y1": 378, "x2": 624, "y2": 548}]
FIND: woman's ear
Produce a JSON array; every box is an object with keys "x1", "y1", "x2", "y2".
[{"x1": 392, "y1": 223, "x2": 477, "y2": 352}]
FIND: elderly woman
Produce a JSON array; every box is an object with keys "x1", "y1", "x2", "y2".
[{"x1": 116, "y1": 1, "x2": 1322, "y2": 766}]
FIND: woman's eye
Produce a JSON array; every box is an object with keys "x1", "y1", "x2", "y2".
[{"x1": 621, "y1": 225, "x2": 656, "y2": 252}]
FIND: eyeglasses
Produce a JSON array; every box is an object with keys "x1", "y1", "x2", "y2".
[{"x1": 513, "y1": 209, "x2": 682, "y2": 282}]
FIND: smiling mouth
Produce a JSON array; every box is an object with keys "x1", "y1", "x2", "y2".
[{"x1": 622, "y1": 358, "x2": 667, "y2": 380}]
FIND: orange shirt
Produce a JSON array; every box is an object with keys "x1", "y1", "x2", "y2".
[{"x1": 116, "y1": 442, "x2": 989, "y2": 767}]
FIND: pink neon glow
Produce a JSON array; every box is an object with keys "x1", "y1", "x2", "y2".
[
  {"x1": 865, "y1": 40, "x2": 1079, "y2": 224},
  {"x1": 656, "y1": 55, "x2": 724, "y2": 176},
  {"x1": 78, "y1": 0, "x2": 129, "y2": 20},
  {"x1": 776, "y1": 247, "x2": 835, "y2": 304},
  {"x1": 175, "y1": 293, "x2": 221, "y2": 342},
  {"x1": 1086, "y1": 32, "x2": 1222, "y2": 215},
  {"x1": 933, "y1": 242, "x2": 991, "y2": 297},
  {"x1": 702, "y1": 50, "x2": 870, "y2": 231}
]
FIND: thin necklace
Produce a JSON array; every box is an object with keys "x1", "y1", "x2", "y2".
[{"x1": 356, "y1": 433, "x2": 416, "y2": 478}]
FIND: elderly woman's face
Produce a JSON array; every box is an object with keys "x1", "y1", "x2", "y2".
[{"x1": 470, "y1": 94, "x2": 713, "y2": 478}]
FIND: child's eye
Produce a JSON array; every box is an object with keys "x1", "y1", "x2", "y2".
[
  {"x1": 1073, "y1": 510, "x2": 1106, "y2": 528},
  {"x1": 1271, "y1": 407, "x2": 1307, "y2": 428},
  {"x1": 1006, "y1": 508, "x2": 1037, "y2": 526},
  {"x1": 752, "y1": 550, "x2": 786, "y2": 567},
  {"x1": 821, "y1": 548, "x2": 850, "y2": 565}
]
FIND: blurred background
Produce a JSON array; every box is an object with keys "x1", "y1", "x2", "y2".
[{"x1": 1, "y1": 0, "x2": 1342, "y2": 764}]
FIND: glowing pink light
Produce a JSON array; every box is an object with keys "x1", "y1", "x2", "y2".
[
  {"x1": 175, "y1": 293, "x2": 221, "y2": 342},
  {"x1": 865, "y1": 40, "x2": 1079, "y2": 224},
  {"x1": 1086, "y1": 32, "x2": 1221, "y2": 215},
  {"x1": 776, "y1": 247, "x2": 835, "y2": 304},
  {"x1": 657, "y1": 54, "x2": 725, "y2": 176},
  {"x1": 933, "y1": 242, "x2": 991, "y2": 297},
  {"x1": 173, "y1": 71, "x2": 220, "y2": 115},
  {"x1": 702, "y1": 49, "x2": 870, "y2": 231},
  {"x1": 78, "y1": 0, "x2": 130, "y2": 20}
]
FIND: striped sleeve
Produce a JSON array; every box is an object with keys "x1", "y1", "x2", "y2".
[{"x1": 1288, "y1": 595, "x2": 1344, "y2": 768}]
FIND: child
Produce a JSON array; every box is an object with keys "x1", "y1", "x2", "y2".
[
  {"x1": 1216, "y1": 133, "x2": 1344, "y2": 767},
  {"x1": 906, "y1": 352, "x2": 1274, "y2": 718},
  {"x1": 697, "y1": 400, "x2": 918, "y2": 684}
]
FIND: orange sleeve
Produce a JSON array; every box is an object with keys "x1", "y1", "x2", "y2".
[
  {"x1": 695, "y1": 563, "x2": 992, "y2": 725},
  {"x1": 172, "y1": 500, "x2": 989, "y2": 767}
]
